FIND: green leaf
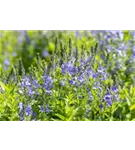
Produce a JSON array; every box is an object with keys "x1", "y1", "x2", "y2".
[
  {"x1": 131, "y1": 118, "x2": 135, "y2": 121},
  {"x1": 130, "y1": 104, "x2": 135, "y2": 111},
  {"x1": 55, "y1": 114, "x2": 66, "y2": 121},
  {"x1": 0, "y1": 81, "x2": 5, "y2": 91},
  {"x1": 126, "y1": 113, "x2": 131, "y2": 119},
  {"x1": 126, "y1": 97, "x2": 131, "y2": 106},
  {"x1": 50, "y1": 118, "x2": 61, "y2": 121},
  {"x1": 85, "y1": 118, "x2": 90, "y2": 121},
  {"x1": 66, "y1": 106, "x2": 74, "y2": 115},
  {"x1": 48, "y1": 42, "x2": 55, "y2": 52}
]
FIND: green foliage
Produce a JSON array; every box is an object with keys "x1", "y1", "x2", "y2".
[
  {"x1": 0, "y1": 82, "x2": 19, "y2": 121},
  {"x1": 0, "y1": 30, "x2": 135, "y2": 121}
]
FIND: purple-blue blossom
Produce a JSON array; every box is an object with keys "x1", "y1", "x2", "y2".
[
  {"x1": 60, "y1": 81, "x2": 65, "y2": 86},
  {"x1": 20, "y1": 113, "x2": 24, "y2": 121},
  {"x1": 4, "y1": 59, "x2": 10, "y2": 66},
  {"x1": 19, "y1": 102, "x2": 24, "y2": 112},
  {"x1": 33, "y1": 79, "x2": 39, "y2": 88},
  {"x1": 111, "y1": 86, "x2": 119, "y2": 93},
  {"x1": 42, "y1": 50, "x2": 49, "y2": 57},
  {"x1": 42, "y1": 75, "x2": 53, "y2": 91},
  {"x1": 46, "y1": 104, "x2": 50, "y2": 113},
  {"x1": 61, "y1": 62, "x2": 78, "y2": 76},
  {"x1": 78, "y1": 75, "x2": 85, "y2": 84},
  {"x1": 69, "y1": 79, "x2": 76, "y2": 86},
  {"x1": 46, "y1": 89, "x2": 52, "y2": 95},
  {"x1": 33, "y1": 112, "x2": 37, "y2": 118},
  {"x1": 28, "y1": 87, "x2": 35, "y2": 98},
  {"x1": 40, "y1": 106, "x2": 45, "y2": 113},
  {"x1": 25, "y1": 105, "x2": 32, "y2": 116},
  {"x1": 20, "y1": 30, "x2": 30, "y2": 42},
  {"x1": 103, "y1": 92, "x2": 112, "y2": 106}
]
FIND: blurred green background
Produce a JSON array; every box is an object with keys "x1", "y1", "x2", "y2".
[{"x1": 0, "y1": 30, "x2": 96, "y2": 73}]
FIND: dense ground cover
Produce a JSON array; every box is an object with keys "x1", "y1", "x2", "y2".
[{"x1": 0, "y1": 30, "x2": 135, "y2": 121}]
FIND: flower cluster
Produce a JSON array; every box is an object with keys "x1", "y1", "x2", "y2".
[{"x1": 4, "y1": 30, "x2": 135, "y2": 121}]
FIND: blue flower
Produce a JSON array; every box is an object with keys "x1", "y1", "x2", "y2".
[
  {"x1": 21, "y1": 76, "x2": 31, "y2": 88},
  {"x1": 4, "y1": 59, "x2": 10, "y2": 66},
  {"x1": 61, "y1": 63, "x2": 67, "y2": 74},
  {"x1": 43, "y1": 75, "x2": 53, "y2": 83},
  {"x1": 106, "y1": 100, "x2": 112, "y2": 106},
  {"x1": 42, "y1": 75, "x2": 53, "y2": 91},
  {"x1": 77, "y1": 75, "x2": 85, "y2": 84},
  {"x1": 33, "y1": 112, "x2": 37, "y2": 118},
  {"x1": 61, "y1": 62, "x2": 78, "y2": 76},
  {"x1": 113, "y1": 95, "x2": 119, "y2": 101},
  {"x1": 98, "y1": 66, "x2": 105, "y2": 73},
  {"x1": 21, "y1": 30, "x2": 30, "y2": 42},
  {"x1": 60, "y1": 81, "x2": 65, "y2": 86},
  {"x1": 132, "y1": 45, "x2": 135, "y2": 52},
  {"x1": 132, "y1": 52, "x2": 135, "y2": 58},
  {"x1": 40, "y1": 106, "x2": 45, "y2": 113},
  {"x1": 92, "y1": 73, "x2": 98, "y2": 78},
  {"x1": 19, "y1": 102, "x2": 24, "y2": 112},
  {"x1": 118, "y1": 31, "x2": 124, "y2": 40},
  {"x1": 86, "y1": 56, "x2": 92, "y2": 63},
  {"x1": 69, "y1": 78, "x2": 77, "y2": 86},
  {"x1": 87, "y1": 87, "x2": 90, "y2": 92},
  {"x1": 33, "y1": 79, "x2": 39, "y2": 88},
  {"x1": 18, "y1": 36, "x2": 23, "y2": 43},
  {"x1": 100, "y1": 54, "x2": 105, "y2": 60},
  {"x1": 64, "y1": 62, "x2": 71, "y2": 68},
  {"x1": 46, "y1": 90, "x2": 52, "y2": 95},
  {"x1": 80, "y1": 60, "x2": 86, "y2": 66},
  {"x1": 111, "y1": 86, "x2": 118, "y2": 93},
  {"x1": 25, "y1": 105, "x2": 32, "y2": 116},
  {"x1": 20, "y1": 113, "x2": 24, "y2": 121},
  {"x1": 106, "y1": 45, "x2": 112, "y2": 52},
  {"x1": 88, "y1": 91, "x2": 93, "y2": 100},
  {"x1": 99, "y1": 104, "x2": 104, "y2": 109},
  {"x1": 104, "y1": 92, "x2": 111, "y2": 99},
  {"x1": 42, "y1": 50, "x2": 49, "y2": 57},
  {"x1": 103, "y1": 92, "x2": 112, "y2": 106},
  {"x1": 68, "y1": 65, "x2": 78, "y2": 76},
  {"x1": 87, "y1": 68, "x2": 93, "y2": 77},
  {"x1": 75, "y1": 31, "x2": 80, "y2": 37},
  {"x1": 93, "y1": 82, "x2": 100, "y2": 89},
  {"x1": 28, "y1": 87, "x2": 35, "y2": 98},
  {"x1": 46, "y1": 104, "x2": 50, "y2": 113},
  {"x1": 12, "y1": 52, "x2": 17, "y2": 57}
]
